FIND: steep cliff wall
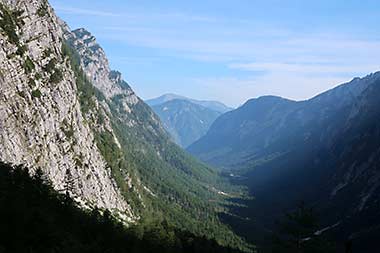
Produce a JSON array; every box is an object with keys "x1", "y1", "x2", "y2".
[{"x1": 0, "y1": 0, "x2": 135, "y2": 221}]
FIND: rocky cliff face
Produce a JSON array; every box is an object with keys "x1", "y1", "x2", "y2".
[
  {"x1": 64, "y1": 27, "x2": 136, "y2": 100},
  {"x1": 0, "y1": 0, "x2": 135, "y2": 221},
  {"x1": 0, "y1": 1, "x2": 250, "y2": 247},
  {"x1": 61, "y1": 22, "x2": 166, "y2": 142}
]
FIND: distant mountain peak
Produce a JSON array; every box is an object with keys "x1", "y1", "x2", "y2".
[
  {"x1": 151, "y1": 99, "x2": 222, "y2": 147},
  {"x1": 245, "y1": 95, "x2": 293, "y2": 104},
  {"x1": 146, "y1": 93, "x2": 233, "y2": 113},
  {"x1": 161, "y1": 93, "x2": 186, "y2": 99},
  {"x1": 0, "y1": 0, "x2": 244, "y2": 245}
]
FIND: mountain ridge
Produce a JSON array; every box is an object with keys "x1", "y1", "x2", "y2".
[
  {"x1": 146, "y1": 93, "x2": 233, "y2": 113},
  {"x1": 0, "y1": 0, "x2": 133, "y2": 219},
  {"x1": 151, "y1": 98, "x2": 222, "y2": 147},
  {"x1": 189, "y1": 71, "x2": 380, "y2": 250},
  {"x1": 188, "y1": 73, "x2": 380, "y2": 168},
  {"x1": 0, "y1": 0, "x2": 250, "y2": 250}
]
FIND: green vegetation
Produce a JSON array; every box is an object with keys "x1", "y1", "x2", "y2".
[
  {"x1": 62, "y1": 40, "x2": 253, "y2": 251},
  {"x1": 17, "y1": 90, "x2": 25, "y2": 98},
  {"x1": 43, "y1": 58, "x2": 64, "y2": 84},
  {"x1": 0, "y1": 3, "x2": 23, "y2": 45},
  {"x1": 44, "y1": 58, "x2": 57, "y2": 73},
  {"x1": 16, "y1": 44, "x2": 27, "y2": 56},
  {"x1": 37, "y1": 2, "x2": 49, "y2": 17},
  {"x1": 61, "y1": 119, "x2": 74, "y2": 139},
  {"x1": 0, "y1": 162, "x2": 245, "y2": 253},
  {"x1": 28, "y1": 78, "x2": 36, "y2": 87},
  {"x1": 43, "y1": 48, "x2": 53, "y2": 58},
  {"x1": 35, "y1": 72, "x2": 42, "y2": 80},
  {"x1": 74, "y1": 156, "x2": 83, "y2": 168},
  {"x1": 107, "y1": 87, "x2": 251, "y2": 251},
  {"x1": 61, "y1": 42, "x2": 101, "y2": 114},
  {"x1": 23, "y1": 56, "x2": 35, "y2": 74},
  {"x1": 31, "y1": 89, "x2": 42, "y2": 98},
  {"x1": 50, "y1": 68, "x2": 63, "y2": 83},
  {"x1": 0, "y1": 3, "x2": 27, "y2": 58}
]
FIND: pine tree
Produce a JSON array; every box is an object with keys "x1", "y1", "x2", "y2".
[{"x1": 63, "y1": 169, "x2": 76, "y2": 205}]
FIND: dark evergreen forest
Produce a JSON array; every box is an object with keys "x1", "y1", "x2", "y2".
[{"x1": 0, "y1": 162, "x2": 244, "y2": 253}]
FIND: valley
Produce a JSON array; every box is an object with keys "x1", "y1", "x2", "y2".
[
  {"x1": 147, "y1": 95, "x2": 230, "y2": 147},
  {"x1": 189, "y1": 73, "x2": 380, "y2": 252},
  {"x1": 0, "y1": 0, "x2": 379, "y2": 252},
  {"x1": 0, "y1": 0, "x2": 250, "y2": 251}
]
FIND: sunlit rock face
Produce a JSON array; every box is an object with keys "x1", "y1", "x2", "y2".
[
  {"x1": 65, "y1": 27, "x2": 135, "y2": 100},
  {"x1": 0, "y1": 0, "x2": 135, "y2": 222}
]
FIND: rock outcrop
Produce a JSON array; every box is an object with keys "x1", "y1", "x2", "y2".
[
  {"x1": 0, "y1": 0, "x2": 135, "y2": 221},
  {"x1": 0, "y1": 1, "x2": 247, "y2": 246}
]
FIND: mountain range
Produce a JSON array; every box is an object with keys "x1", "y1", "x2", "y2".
[
  {"x1": 1, "y1": 0, "x2": 380, "y2": 252},
  {"x1": 0, "y1": 0, "x2": 248, "y2": 251},
  {"x1": 147, "y1": 95, "x2": 230, "y2": 147},
  {"x1": 189, "y1": 73, "x2": 380, "y2": 251},
  {"x1": 146, "y1": 93, "x2": 232, "y2": 113}
]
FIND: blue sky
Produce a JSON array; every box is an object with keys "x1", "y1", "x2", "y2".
[{"x1": 50, "y1": 0, "x2": 380, "y2": 107}]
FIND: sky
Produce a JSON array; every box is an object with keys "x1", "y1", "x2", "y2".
[{"x1": 50, "y1": 0, "x2": 380, "y2": 107}]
